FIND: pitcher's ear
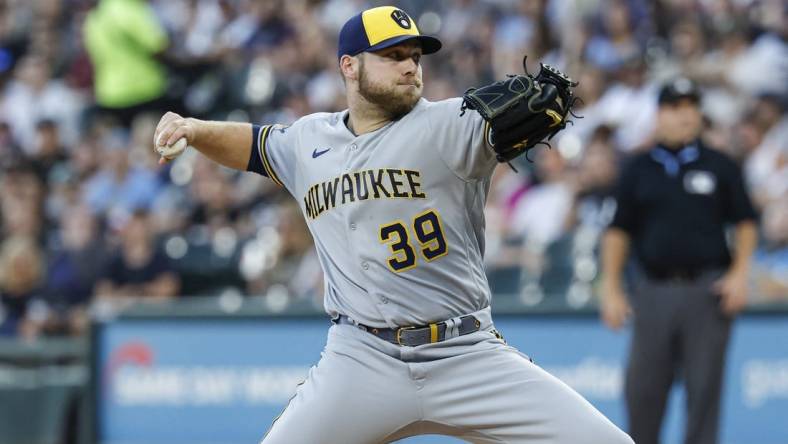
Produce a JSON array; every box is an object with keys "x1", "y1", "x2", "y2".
[{"x1": 340, "y1": 55, "x2": 360, "y2": 82}]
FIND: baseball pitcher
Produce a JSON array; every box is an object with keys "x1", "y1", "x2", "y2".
[{"x1": 154, "y1": 6, "x2": 633, "y2": 444}]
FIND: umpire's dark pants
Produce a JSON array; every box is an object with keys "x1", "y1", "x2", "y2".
[{"x1": 625, "y1": 270, "x2": 732, "y2": 444}]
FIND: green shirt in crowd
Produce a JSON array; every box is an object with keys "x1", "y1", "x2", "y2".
[{"x1": 84, "y1": 0, "x2": 169, "y2": 108}]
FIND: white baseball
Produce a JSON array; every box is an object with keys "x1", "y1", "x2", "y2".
[{"x1": 156, "y1": 137, "x2": 188, "y2": 160}]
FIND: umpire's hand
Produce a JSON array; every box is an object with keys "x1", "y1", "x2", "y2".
[
  {"x1": 154, "y1": 111, "x2": 196, "y2": 164},
  {"x1": 713, "y1": 270, "x2": 748, "y2": 315},
  {"x1": 601, "y1": 284, "x2": 631, "y2": 330}
]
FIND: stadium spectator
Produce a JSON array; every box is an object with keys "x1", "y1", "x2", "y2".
[
  {"x1": 592, "y1": 54, "x2": 657, "y2": 152},
  {"x1": 83, "y1": 0, "x2": 174, "y2": 126},
  {"x1": 81, "y1": 129, "x2": 161, "y2": 225},
  {"x1": 743, "y1": 94, "x2": 788, "y2": 208},
  {"x1": 0, "y1": 236, "x2": 46, "y2": 338},
  {"x1": 509, "y1": 147, "x2": 574, "y2": 247},
  {"x1": 555, "y1": 66, "x2": 608, "y2": 147},
  {"x1": 752, "y1": 199, "x2": 788, "y2": 303},
  {"x1": 572, "y1": 126, "x2": 619, "y2": 232},
  {"x1": 42, "y1": 205, "x2": 105, "y2": 336},
  {"x1": 1, "y1": 164, "x2": 45, "y2": 240},
  {"x1": 29, "y1": 119, "x2": 68, "y2": 183},
  {"x1": 0, "y1": 53, "x2": 84, "y2": 149},
  {"x1": 94, "y1": 210, "x2": 179, "y2": 301},
  {"x1": 245, "y1": 201, "x2": 322, "y2": 302},
  {"x1": 584, "y1": 0, "x2": 644, "y2": 73},
  {"x1": 187, "y1": 154, "x2": 244, "y2": 230},
  {"x1": 0, "y1": 121, "x2": 23, "y2": 168}
]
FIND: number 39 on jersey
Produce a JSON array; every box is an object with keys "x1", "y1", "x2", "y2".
[{"x1": 379, "y1": 209, "x2": 448, "y2": 272}]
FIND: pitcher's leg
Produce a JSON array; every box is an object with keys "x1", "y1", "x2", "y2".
[
  {"x1": 420, "y1": 337, "x2": 633, "y2": 444},
  {"x1": 261, "y1": 325, "x2": 419, "y2": 444}
]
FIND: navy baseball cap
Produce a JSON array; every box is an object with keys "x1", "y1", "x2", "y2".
[
  {"x1": 337, "y1": 6, "x2": 442, "y2": 60},
  {"x1": 658, "y1": 77, "x2": 701, "y2": 105}
]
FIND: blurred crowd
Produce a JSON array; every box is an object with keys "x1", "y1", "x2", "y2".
[{"x1": 0, "y1": 0, "x2": 785, "y2": 339}]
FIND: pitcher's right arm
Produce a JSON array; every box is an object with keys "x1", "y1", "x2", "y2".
[{"x1": 153, "y1": 112, "x2": 253, "y2": 171}]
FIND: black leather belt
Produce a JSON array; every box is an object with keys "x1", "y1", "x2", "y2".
[
  {"x1": 645, "y1": 268, "x2": 706, "y2": 281},
  {"x1": 334, "y1": 315, "x2": 481, "y2": 346}
]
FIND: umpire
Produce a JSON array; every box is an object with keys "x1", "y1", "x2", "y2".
[{"x1": 600, "y1": 78, "x2": 758, "y2": 444}]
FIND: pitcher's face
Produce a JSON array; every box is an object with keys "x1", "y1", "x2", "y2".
[{"x1": 357, "y1": 41, "x2": 423, "y2": 118}]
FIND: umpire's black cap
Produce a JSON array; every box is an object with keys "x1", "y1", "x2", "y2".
[{"x1": 658, "y1": 77, "x2": 701, "y2": 105}]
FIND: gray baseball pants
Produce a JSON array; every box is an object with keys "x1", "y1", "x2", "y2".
[
  {"x1": 625, "y1": 270, "x2": 732, "y2": 444},
  {"x1": 261, "y1": 307, "x2": 633, "y2": 443}
]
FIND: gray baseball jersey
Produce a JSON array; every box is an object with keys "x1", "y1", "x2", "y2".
[{"x1": 251, "y1": 97, "x2": 496, "y2": 328}]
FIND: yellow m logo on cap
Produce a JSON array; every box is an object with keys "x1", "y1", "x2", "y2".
[{"x1": 362, "y1": 6, "x2": 421, "y2": 45}]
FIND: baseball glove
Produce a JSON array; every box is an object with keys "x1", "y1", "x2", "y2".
[{"x1": 461, "y1": 57, "x2": 578, "y2": 162}]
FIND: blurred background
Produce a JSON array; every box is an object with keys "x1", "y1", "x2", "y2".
[{"x1": 0, "y1": 0, "x2": 785, "y2": 443}]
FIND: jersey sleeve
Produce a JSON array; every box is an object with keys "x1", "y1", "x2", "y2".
[
  {"x1": 427, "y1": 98, "x2": 497, "y2": 181},
  {"x1": 247, "y1": 123, "x2": 297, "y2": 193}
]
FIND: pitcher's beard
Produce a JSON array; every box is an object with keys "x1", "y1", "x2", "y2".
[{"x1": 358, "y1": 67, "x2": 421, "y2": 119}]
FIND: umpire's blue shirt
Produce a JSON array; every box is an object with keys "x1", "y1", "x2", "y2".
[{"x1": 610, "y1": 140, "x2": 757, "y2": 275}]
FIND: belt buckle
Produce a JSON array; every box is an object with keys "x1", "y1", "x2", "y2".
[{"x1": 396, "y1": 326, "x2": 416, "y2": 346}]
